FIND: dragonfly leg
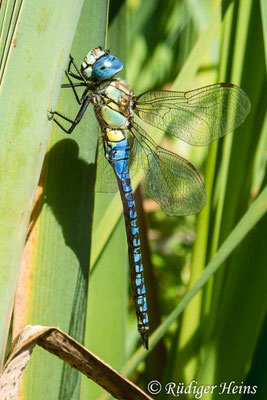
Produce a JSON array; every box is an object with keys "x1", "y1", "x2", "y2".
[
  {"x1": 67, "y1": 54, "x2": 86, "y2": 82},
  {"x1": 62, "y1": 70, "x2": 89, "y2": 105},
  {"x1": 51, "y1": 95, "x2": 91, "y2": 134},
  {"x1": 61, "y1": 82, "x2": 86, "y2": 88},
  {"x1": 61, "y1": 55, "x2": 94, "y2": 105}
]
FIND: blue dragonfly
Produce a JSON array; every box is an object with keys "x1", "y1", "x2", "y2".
[{"x1": 51, "y1": 47, "x2": 251, "y2": 349}]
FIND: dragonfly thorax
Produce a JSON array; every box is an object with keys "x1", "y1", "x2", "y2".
[{"x1": 92, "y1": 78, "x2": 135, "y2": 133}]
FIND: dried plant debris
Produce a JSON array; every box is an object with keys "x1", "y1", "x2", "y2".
[{"x1": 0, "y1": 325, "x2": 152, "y2": 400}]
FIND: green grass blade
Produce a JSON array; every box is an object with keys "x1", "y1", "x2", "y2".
[
  {"x1": 0, "y1": 0, "x2": 23, "y2": 82},
  {"x1": 260, "y1": 0, "x2": 267, "y2": 68}
]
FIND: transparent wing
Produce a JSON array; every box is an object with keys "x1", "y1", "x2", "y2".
[
  {"x1": 95, "y1": 134, "x2": 143, "y2": 193},
  {"x1": 135, "y1": 83, "x2": 251, "y2": 146},
  {"x1": 130, "y1": 123, "x2": 207, "y2": 216},
  {"x1": 95, "y1": 137, "x2": 118, "y2": 193}
]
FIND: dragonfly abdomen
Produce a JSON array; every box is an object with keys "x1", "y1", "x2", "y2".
[{"x1": 105, "y1": 134, "x2": 149, "y2": 349}]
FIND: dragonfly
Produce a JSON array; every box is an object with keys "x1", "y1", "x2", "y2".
[{"x1": 51, "y1": 46, "x2": 251, "y2": 349}]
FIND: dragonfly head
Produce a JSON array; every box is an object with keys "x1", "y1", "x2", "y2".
[{"x1": 81, "y1": 47, "x2": 123, "y2": 80}]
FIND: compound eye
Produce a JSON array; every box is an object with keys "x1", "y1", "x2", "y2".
[{"x1": 92, "y1": 54, "x2": 123, "y2": 79}]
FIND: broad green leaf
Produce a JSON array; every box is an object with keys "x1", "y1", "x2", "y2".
[
  {"x1": 0, "y1": 0, "x2": 84, "y2": 365},
  {"x1": 12, "y1": 0, "x2": 108, "y2": 399}
]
